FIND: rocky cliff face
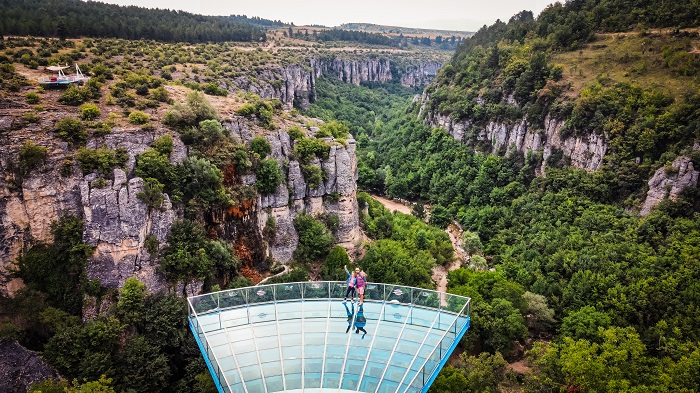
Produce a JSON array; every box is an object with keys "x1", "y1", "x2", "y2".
[
  {"x1": 235, "y1": 57, "x2": 442, "y2": 110},
  {"x1": 641, "y1": 156, "x2": 699, "y2": 216},
  {"x1": 399, "y1": 62, "x2": 442, "y2": 88},
  {"x1": 0, "y1": 119, "x2": 185, "y2": 295},
  {"x1": 225, "y1": 122, "x2": 361, "y2": 263},
  {"x1": 420, "y1": 93, "x2": 608, "y2": 172},
  {"x1": 0, "y1": 340, "x2": 59, "y2": 393},
  {"x1": 317, "y1": 57, "x2": 392, "y2": 86}
]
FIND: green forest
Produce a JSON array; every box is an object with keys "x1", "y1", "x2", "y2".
[
  {"x1": 302, "y1": 0, "x2": 700, "y2": 389},
  {"x1": 0, "y1": 0, "x2": 268, "y2": 43}
]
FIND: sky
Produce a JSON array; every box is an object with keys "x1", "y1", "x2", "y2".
[{"x1": 99, "y1": 0, "x2": 559, "y2": 32}]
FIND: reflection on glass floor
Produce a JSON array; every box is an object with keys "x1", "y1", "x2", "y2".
[{"x1": 188, "y1": 282, "x2": 470, "y2": 393}]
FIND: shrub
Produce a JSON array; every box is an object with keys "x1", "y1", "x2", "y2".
[
  {"x1": 263, "y1": 216, "x2": 276, "y2": 241},
  {"x1": 144, "y1": 234, "x2": 159, "y2": 256},
  {"x1": 137, "y1": 178, "x2": 165, "y2": 210},
  {"x1": 287, "y1": 126, "x2": 305, "y2": 141},
  {"x1": 58, "y1": 85, "x2": 86, "y2": 106},
  {"x1": 293, "y1": 213, "x2": 334, "y2": 264},
  {"x1": 301, "y1": 164, "x2": 325, "y2": 189},
  {"x1": 128, "y1": 111, "x2": 149, "y2": 125},
  {"x1": 80, "y1": 103, "x2": 100, "y2": 120},
  {"x1": 18, "y1": 140, "x2": 48, "y2": 176},
  {"x1": 25, "y1": 92, "x2": 40, "y2": 104},
  {"x1": 55, "y1": 118, "x2": 87, "y2": 145},
  {"x1": 256, "y1": 158, "x2": 284, "y2": 195},
  {"x1": 76, "y1": 147, "x2": 128, "y2": 176},
  {"x1": 151, "y1": 135, "x2": 174, "y2": 156},
  {"x1": 203, "y1": 82, "x2": 228, "y2": 96},
  {"x1": 150, "y1": 86, "x2": 170, "y2": 103},
  {"x1": 163, "y1": 90, "x2": 218, "y2": 128},
  {"x1": 249, "y1": 136, "x2": 271, "y2": 158},
  {"x1": 294, "y1": 138, "x2": 330, "y2": 163},
  {"x1": 318, "y1": 120, "x2": 350, "y2": 138}
]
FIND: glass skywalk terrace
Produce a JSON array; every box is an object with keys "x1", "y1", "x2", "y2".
[{"x1": 188, "y1": 282, "x2": 471, "y2": 393}]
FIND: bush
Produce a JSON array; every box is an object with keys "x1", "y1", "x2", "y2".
[
  {"x1": 76, "y1": 147, "x2": 128, "y2": 176},
  {"x1": 128, "y1": 111, "x2": 149, "y2": 125},
  {"x1": 301, "y1": 164, "x2": 325, "y2": 189},
  {"x1": 137, "y1": 178, "x2": 165, "y2": 210},
  {"x1": 203, "y1": 82, "x2": 227, "y2": 96},
  {"x1": 18, "y1": 140, "x2": 48, "y2": 176},
  {"x1": 293, "y1": 213, "x2": 334, "y2": 264},
  {"x1": 256, "y1": 158, "x2": 284, "y2": 195},
  {"x1": 55, "y1": 118, "x2": 87, "y2": 145},
  {"x1": 319, "y1": 120, "x2": 350, "y2": 138},
  {"x1": 287, "y1": 126, "x2": 305, "y2": 141},
  {"x1": 25, "y1": 92, "x2": 40, "y2": 104},
  {"x1": 163, "y1": 90, "x2": 218, "y2": 129},
  {"x1": 58, "y1": 85, "x2": 86, "y2": 106},
  {"x1": 151, "y1": 135, "x2": 174, "y2": 156},
  {"x1": 249, "y1": 136, "x2": 271, "y2": 158},
  {"x1": 80, "y1": 103, "x2": 100, "y2": 120},
  {"x1": 294, "y1": 138, "x2": 330, "y2": 163}
]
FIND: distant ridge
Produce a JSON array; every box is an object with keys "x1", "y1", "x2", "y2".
[{"x1": 337, "y1": 23, "x2": 473, "y2": 38}]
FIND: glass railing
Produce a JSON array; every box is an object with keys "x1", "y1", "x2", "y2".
[
  {"x1": 187, "y1": 282, "x2": 471, "y2": 393},
  {"x1": 188, "y1": 281, "x2": 471, "y2": 319}
]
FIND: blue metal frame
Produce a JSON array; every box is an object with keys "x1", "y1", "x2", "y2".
[
  {"x1": 189, "y1": 316, "x2": 226, "y2": 393},
  {"x1": 419, "y1": 316, "x2": 471, "y2": 393}
]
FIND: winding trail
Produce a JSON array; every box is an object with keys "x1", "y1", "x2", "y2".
[{"x1": 369, "y1": 195, "x2": 466, "y2": 303}]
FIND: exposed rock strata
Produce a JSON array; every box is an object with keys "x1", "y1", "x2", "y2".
[
  {"x1": 641, "y1": 156, "x2": 699, "y2": 216},
  {"x1": 422, "y1": 97, "x2": 607, "y2": 172},
  {"x1": 226, "y1": 125, "x2": 361, "y2": 263},
  {"x1": 0, "y1": 125, "x2": 183, "y2": 295},
  {"x1": 233, "y1": 57, "x2": 442, "y2": 110}
]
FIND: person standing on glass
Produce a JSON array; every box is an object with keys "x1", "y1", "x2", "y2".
[
  {"x1": 355, "y1": 268, "x2": 367, "y2": 305},
  {"x1": 343, "y1": 265, "x2": 356, "y2": 303}
]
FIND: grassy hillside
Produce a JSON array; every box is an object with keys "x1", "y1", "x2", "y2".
[{"x1": 553, "y1": 28, "x2": 700, "y2": 99}]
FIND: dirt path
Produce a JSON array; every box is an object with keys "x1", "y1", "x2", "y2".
[
  {"x1": 431, "y1": 223, "x2": 466, "y2": 304},
  {"x1": 370, "y1": 194, "x2": 413, "y2": 215}
]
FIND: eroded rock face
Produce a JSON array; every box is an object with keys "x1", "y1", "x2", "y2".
[
  {"x1": 641, "y1": 156, "x2": 699, "y2": 216},
  {"x1": 424, "y1": 109, "x2": 608, "y2": 172},
  {"x1": 0, "y1": 125, "x2": 182, "y2": 296},
  {"x1": 0, "y1": 340, "x2": 60, "y2": 393},
  {"x1": 231, "y1": 57, "x2": 441, "y2": 111},
  {"x1": 82, "y1": 171, "x2": 175, "y2": 292},
  {"x1": 232, "y1": 128, "x2": 361, "y2": 263}
]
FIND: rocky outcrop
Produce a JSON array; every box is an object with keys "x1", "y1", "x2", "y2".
[
  {"x1": 233, "y1": 57, "x2": 442, "y2": 110},
  {"x1": 0, "y1": 340, "x2": 60, "y2": 393},
  {"x1": 424, "y1": 107, "x2": 607, "y2": 172},
  {"x1": 0, "y1": 122, "x2": 184, "y2": 295},
  {"x1": 317, "y1": 57, "x2": 392, "y2": 85},
  {"x1": 400, "y1": 62, "x2": 442, "y2": 87},
  {"x1": 641, "y1": 156, "x2": 699, "y2": 216},
  {"x1": 226, "y1": 125, "x2": 361, "y2": 263}
]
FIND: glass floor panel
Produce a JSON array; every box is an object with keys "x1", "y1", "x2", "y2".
[{"x1": 189, "y1": 282, "x2": 470, "y2": 393}]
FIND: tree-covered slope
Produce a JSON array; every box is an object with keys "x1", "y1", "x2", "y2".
[
  {"x1": 303, "y1": 1, "x2": 700, "y2": 389},
  {"x1": 0, "y1": 0, "x2": 268, "y2": 43}
]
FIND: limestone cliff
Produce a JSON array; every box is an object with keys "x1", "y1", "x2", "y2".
[
  {"x1": 234, "y1": 56, "x2": 443, "y2": 110},
  {"x1": 225, "y1": 122, "x2": 361, "y2": 263},
  {"x1": 0, "y1": 118, "x2": 184, "y2": 294},
  {"x1": 420, "y1": 93, "x2": 607, "y2": 172},
  {"x1": 641, "y1": 156, "x2": 699, "y2": 216}
]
